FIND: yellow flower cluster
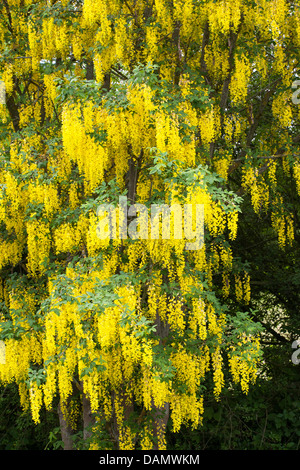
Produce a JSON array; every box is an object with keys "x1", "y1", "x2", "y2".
[
  {"x1": 271, "y1": 211, "x2": 294, "y2": 248},
  {"x1": 29, "y1": 383, "x2": 43, "y2": 424},
  {"x1": 227, "y1": 211, "x2": 239, "y2": 240},
  {"x1": 199, "y1": 106, "x2": 221, "y2": 145},
  {"x1": 190, "y1": 298, "x2": 207, "y2": 340},
  {"x1": 228, "y1": 336, "x2": 261, "y2": 394},
  {"x1": 268, "y1": 160, "x2": 277, "y2": 187},
  {"x1": 208, "y1": 0, "x2": 242, "y2": 36},
  {"x1": 242, "y1": 166, "x2": 270, "y2": 214},
  {"x1": 167, "y1": 296, "x2": 185, "y2": 334},
  {"x1": 26, "y1": 220, "x2": 51, "y2": 276},
  {"x1": 212, "y1": 347, "x2": 224, "y2": 400},
  {"x1": 293, "y1": 162, "x2": 300, "y2": 195},
  {"x1": 27, "y1": 23, "x2": 41, "y2": 71},
  {"x1": 214, "y1": 152, "x2": 232, "y2": 181},
  {"x1": 62, "y1": 102, "x2": 108, "y2": 194},
  {"x1": 153, "y1": 0, "x2": 173, "y2": 33},
  {"x1": 269, "y1": 0, "x2": 288, "y2": 39},
  {"x1": 39, "y1": 17, "x2": 69, "y2": 60},
  {"x1": 0, "y1": 242, "x2": 262, "y2": 444},
  {"x1": 230, "y1": 54, "x2": 251, "y2": 105},
  {"x1": 54, "y1": 223, "x2": 82, "y2": 254},
  {"x1": 2, "y1": 64, "x2": 14, "y2": 96},
  {"x1": 0, "y1": 335, "x2": 38, "y2": 384},
  {"x1": 204, "y1": 44, "x2": 230, "y2": 81},
  {"x1": 272, "y1": 92, "x2": 293, "y2": 128},
  {"x1": 145, "y1": 24, "x2": 159, "y2": 63},
  {"x1": 61, "y1": 79, "x2": 206, "y2": 199},
  {"x1": 235, "y1": 273, "x2": 251, "y2": 304}
]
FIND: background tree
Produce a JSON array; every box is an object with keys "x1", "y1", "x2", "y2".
[{"x1": 0, "y1": 0, "x2": 299, "y2": 450}]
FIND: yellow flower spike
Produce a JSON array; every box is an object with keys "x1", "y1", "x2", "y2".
[
  {"x1": 293, "y1": 162, "x2": 300, "y2": 195},
  {"x1": 243, "y1": 273, "x2": 251, "y2": 304},
  {"x1": 140, "y1": 422, "x2": 154, "y2": 450},
  {"x1": 29, "y1": 383, "x2": 43, "y2": 424},
  {"x1": 230, "y1": 54, "x2": 251, "y2": 105},
  {"x1": 222, "y1": 273, "x2": 230, "y2": 298},
  {"x1": 212, "y1": 347, "x2": 225, "y2": 400},
  {"x1": 199, "y1": 106, "x2": 221, "y2": 145},
  {"x1": 26, "y1": 220, "x2": 51, "y2": 277},
  {"x1": 272, "y1": 92, "x2": 293, "y2": 128},
  {"x1": 235, "y1": 275, "x2": 243, "y2": 303},
  {"x1": 286, "y1": 215, "x2": 294, "y2": 244},
  {"x1": 227, "y1": 211, "x2": 239, "y2": 240},
  {"x1": 167, "y1": 296, "x2": 185, "y2": 333}
]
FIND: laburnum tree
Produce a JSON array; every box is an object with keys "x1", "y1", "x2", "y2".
[{"x1": 0, "y1": 0, "x2": 299, "y2": 450}]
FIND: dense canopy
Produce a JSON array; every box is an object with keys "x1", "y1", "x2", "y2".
[{"x1": 0, "y1": 0, "x2": 299, "y2": 450}]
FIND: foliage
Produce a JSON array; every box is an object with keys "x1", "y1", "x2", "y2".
[
  {"x1": 0, "y1": 0, "x2": 299, "y2": 451},
  {"x1": 0, "y1": 383, "x2": 59, "y2": 450}
]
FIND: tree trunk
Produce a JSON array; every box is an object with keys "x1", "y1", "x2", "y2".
[
  {"x1": 82, "y1": 392, "x2": 96, "y2": 441},
  {"x1": 152, "y1": 311, "x2": 170, "y2": 449},
  {"x1": 86, "y1": 60, "x2": 94, "y2": 80},
  {"x1": 57, "y1": 400, "x2": 74, "y2": 450},
  {"x1": 152, "y1": 401, "x2": 170, "y2": 450}
]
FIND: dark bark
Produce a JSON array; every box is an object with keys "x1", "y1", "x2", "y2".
[
  {"x1": 125, "y1": 147, "x2": 143, "y2": 204},
  {"x1": 152, "y1": 401, "x2": 170, "y2": 450},
  {"x1": 101, "y1": 72, "x2": 111, "y2": 92},
  {"x1": 82, "y1": 392, "x2": 96, "y2": 440},
  {"x1": 6, "y1": 94, "x2": 20, "y2": 132},
  {"x1": 86, "y1": 60, "x2": 94, "y2": 80}
]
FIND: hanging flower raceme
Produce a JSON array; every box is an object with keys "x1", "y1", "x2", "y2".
[
  {"x1": 230, "y1": 54, "x2": 251, "y2": 105},
  {"x1": 26, "y1": 219, "x2": 51, "y2": 276}
]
